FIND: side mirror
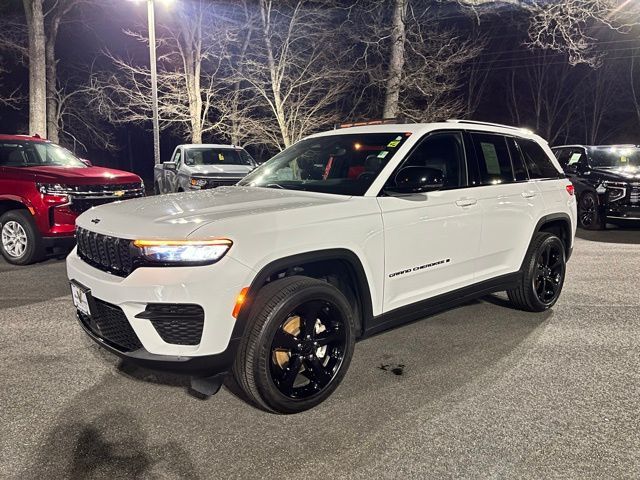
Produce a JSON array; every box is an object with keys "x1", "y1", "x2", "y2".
[
  {"x1": 386, "y1": 166, "x2": 444, "y2": 194},
  {"x1": 80, "y1": 158, "x2": 92, "y2": 167},
  {"x1": 164, "y1": 161, "x2": 177, "y2": 171}
]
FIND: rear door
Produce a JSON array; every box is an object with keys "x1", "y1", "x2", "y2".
[
  {"x1": 379, "y1": 130, "x2": 482, "y2": 312},
  {"x1": 469, "y1": 132, "x2": 542, "y2": 281}
]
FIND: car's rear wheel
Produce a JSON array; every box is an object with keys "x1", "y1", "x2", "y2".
[
  {"x1": 233, "y1": 276, "x2": 355, "y2": 414},
  {"x1": 578, "y1": 191, "x2": 605, "y2": 230},
  {"x1": 507, "y1": 232, "x2": 566, "y2": 312},
  {"x1": 0, "y1": 210, "x2": 44, "y2": 265}
]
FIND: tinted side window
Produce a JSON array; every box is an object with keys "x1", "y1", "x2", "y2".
[
  {"x1": 398, "y1": 132, "x2": 466, "y2": 189},
  {"x1": 553, "y1": 148, "x2": 570, "y2": 168},
  {"x1": 471, "y1": 133, "x2": 514, "y2": 185},
  {"x1": 517, "y1": 138, "x2": 560, "y2": 179},
  {"x1": 506, "y1": 137, "x2": 528, "y2": 181}
]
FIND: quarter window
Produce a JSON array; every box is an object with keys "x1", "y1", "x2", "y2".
[
  {"x1": 516, "y1": 138, "x2": 561, "y2": 179},
  {"x1": 471, "y1": 133, "x2": 514, "y2": 185}
]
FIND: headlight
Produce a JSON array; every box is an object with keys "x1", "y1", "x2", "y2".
[
  {"x1": 133, "y1": 239, "x2": 232, "y2": 265},
  {"x1": 603, "y1": 181, "x2": 627, "y2": 202},
  {"x1": 36, "y1": 183, "x2": 70, "y2": 205},
  {"x1": 190, "y1": 178, "x2": 207, "y2": 188}
]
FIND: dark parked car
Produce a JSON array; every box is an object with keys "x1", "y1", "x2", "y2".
[
  {"x1": 0, "y1": 134, "x2": 144, "y2": 265},
  {"x1": 552, "y1": 145, "x2": 640, "y2": 229}
]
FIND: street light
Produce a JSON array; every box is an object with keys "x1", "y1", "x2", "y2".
[{"x1": 130, "y1": 0, "x2": 172, "y2": 165}]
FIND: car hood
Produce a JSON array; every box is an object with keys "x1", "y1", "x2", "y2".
[
  {"x1": 76, "y1": 186, "x2": 350, "y2": 239},
  {"x1": 20, "y1": 165, "x2": 141, "y2": 185},
  {"x1": 187, "y1": 164, "x2": 254, "y2": 176},
  {"x1": 591, "y1": 166, "x2": 640, "y2": 181}
]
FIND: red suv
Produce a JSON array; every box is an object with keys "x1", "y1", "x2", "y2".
[{"x1": 0, "y1": 134, "x2": 144, "y2": 265}]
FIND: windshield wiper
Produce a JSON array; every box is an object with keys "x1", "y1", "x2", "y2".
[{"x1": 265, "y1": 183, "x2": 285, "y2": 189}]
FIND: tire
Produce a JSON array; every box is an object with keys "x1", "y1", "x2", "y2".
[
  {"x1": 233, "y1": 276, "x2": 356, "y2": 414},
  {"x1": 0, "y1": 210, "x2": 44, "y2": 265},
  {"x1": 507, "y1": 232, "x2": 566, "y2": 312},
  {"x1": 578, "y1": 191, "x2": 605, "y2": 230}
]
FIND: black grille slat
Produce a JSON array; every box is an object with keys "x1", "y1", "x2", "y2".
[
  {"x1": 76, "y1": 227, "x2": 134, "y2": 277},
  {"x1": 136, "y1": 304, "x2": 204, "y2": 345},
  {"x1": 78, "y1": 298, "x2": 143, "y2": 352}
]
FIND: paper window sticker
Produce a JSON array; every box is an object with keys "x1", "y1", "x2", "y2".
[
  {"x1": 567, "y1": 153, "x2": 582, "y2": 165},
  {"x1": 219, "y1": 153, "x2": 225, "y2": 161},
  {"x1": 387, "y1": 140, "x2": 400, "y2": 148},
  {"x1": 480, "y1": 142, "x2": 501, "y2": 175},
  {"x1": 377, "y1": 151, "x2": 389, "y2": 159},
  {"x1": 621, "y1": 156, "x2": 628, "y2": 163}
]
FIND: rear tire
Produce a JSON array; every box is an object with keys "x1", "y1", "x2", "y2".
[
  {"x1": 233, "y1": 276, "x2": 356, "y2": 414},
  {"x1": 507, "y1": 232, "x2": 566, "y2": 312},
  {"x1": 0, "y1": 210, "x2": 44, "y2": 265},
  {"x1": 578, "y1": 191, "x2": 605, "y2": 230}
]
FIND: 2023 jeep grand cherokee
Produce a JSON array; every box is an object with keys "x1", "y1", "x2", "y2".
[
  {"x1": 0, "y1": 135, "x2": 144, "y2": 265},
  {"x1": 67, "y1": 120, "x2": 577, "y2": 413}
]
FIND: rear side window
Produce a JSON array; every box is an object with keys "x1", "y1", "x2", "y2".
[
  {"x1": 471, "y1": 133, "x2": 514, "y2": 185},
  {"x1": 516, "y1": 138, "x2": 561, "y2": 179}
]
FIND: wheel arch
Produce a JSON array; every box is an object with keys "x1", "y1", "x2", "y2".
[
  {"x1": 231, "y1": 249, "x2": 374, "y2": 341},
  {"x1": 532, "y1": 213, "x2": 573, "y2": 260},
  {"x1": 0, "y1": 196, "x2": 31, "y2": 217}
]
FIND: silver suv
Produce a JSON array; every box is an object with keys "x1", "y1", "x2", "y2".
[{"x1": 154, "y1": 144, "x2": 257, "y2": 194}]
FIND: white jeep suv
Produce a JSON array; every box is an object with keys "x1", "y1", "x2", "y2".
[{"x1": 66, "y1": 120, "x2": 577, "y2": 413}]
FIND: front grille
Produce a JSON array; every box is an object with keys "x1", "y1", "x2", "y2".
[
  {"x1": 204, "y1": 178, "x2": 240, "y2": 189},
  {"x1": 135, "y1": 304, "x2": 205, "y2": 345},
  {"x1": 68, "y1": 183, "x2": 144, "y2": 214},
  {"x1": 76, "y1": 227, "x2": 134, "y2": 277},
  {"x1": 78, "y1": 298, "x2": 143, "y2": 352}
]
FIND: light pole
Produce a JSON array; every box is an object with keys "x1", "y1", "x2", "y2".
[{"x1": 147, "y1": 0, "x2": 161, "y2": 166}]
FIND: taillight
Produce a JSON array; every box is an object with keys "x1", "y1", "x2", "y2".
[{"x1": 566, "y1": 184, "x2": 575, "y2": 196}]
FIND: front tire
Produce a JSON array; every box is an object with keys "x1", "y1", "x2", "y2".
[
  {"x1": 578, "y1": 191, "x2": 605, "y2": 230},
  {"x1": 233, "y1": 276, "x2": 356, "y2": 414},
  {"x1": 0, "y1": 210, "x2": 44, "y2": 265},
  {"x1": 507, "y1": 232, "x2": 566, "y2": 312}
]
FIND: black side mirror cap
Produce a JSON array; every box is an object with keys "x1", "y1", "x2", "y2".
[{"x1": 385, "y1": 166, "x2": 444, "y2": 194}]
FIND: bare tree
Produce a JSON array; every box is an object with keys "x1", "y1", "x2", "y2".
[
  {"x1": 459, "y1": 0, "x2": 640, "y2": 66},
  {"x1": 90, "y1": 0, "x2": 228, "y2": 144},
  {"x1": 233, "y1": 0, "x2": 351, "y2": 150},
  {"x1": 22, "y1": 0, "x2": 46, "y2": 136}
]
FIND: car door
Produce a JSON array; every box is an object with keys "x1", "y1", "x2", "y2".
[
  {"x1": 470, "y1": 132, "x2": 543, "y2": 282},
  {"x1": 167, "y1": 148, "x2": 182, "y2": 192},
  {"x1": 378, "y1": 130, "x2": 482, "y2": 312}
]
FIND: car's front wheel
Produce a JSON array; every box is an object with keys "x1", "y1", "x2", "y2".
[
  {"x1": 233, "y1": 276, "x2": 356, "y2": 414},
  {"x1": 0, "y1": 210, "x2": 44, "y2": 265},
  {"x1": 507, "y1": 232, "x2": 566, "y2": 312}
]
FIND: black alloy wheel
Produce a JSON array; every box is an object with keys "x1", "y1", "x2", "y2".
[
  {"x1": 507, "y1": 232, "x2": 566, "y2": 312},
  {"x1": 578, "y1": 191, "x2": 605, "y2": 230},
  {"x1": 533, "y1": 241, "x2": 565, "y2": 305},
  {"x1": 233, "y1": 276, "x2": 356, "y2": 414},
  {"x1": 269, "y1": 300, "x2": 347, "y2": 399}
]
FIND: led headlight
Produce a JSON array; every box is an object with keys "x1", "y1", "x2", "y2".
[
  {"x1": 133, "y1": 239, "x2": 232, "y2": 265},
  {"x1": 603, "y1": 181, "x2": 627, "y2": 202},
  {"x1": 190, "y1": 178, "x2": 207, "y2": 188}
]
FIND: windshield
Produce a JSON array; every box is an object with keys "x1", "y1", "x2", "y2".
[
  {"x1": 238, "y1": 133, "x2": 410, "y2": 196},
  {"x1": 588, "y1": 146, "x2": 640, "y2": 168},
  {"x1": 0, "y1": 141, "x2": 86, "y2": 168},
  {"x1": 184, "y1": 148, "x2": 254, "y2": 167}
]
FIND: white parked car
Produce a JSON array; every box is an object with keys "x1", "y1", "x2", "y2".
[
  {"x1": 153, "y1": 144, "x2": 256, "y2": 194},
  {"x1": 67, "y1": 120, "x2": 577, "y2": 413}
]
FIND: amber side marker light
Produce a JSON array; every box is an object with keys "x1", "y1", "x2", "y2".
[{"x1": 232, "y1": 287, "x2": 250, "y2": 318}]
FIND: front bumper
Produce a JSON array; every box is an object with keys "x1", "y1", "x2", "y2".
[{"x1": 66, "y1": 248, "x2": 255, "y2": 373}]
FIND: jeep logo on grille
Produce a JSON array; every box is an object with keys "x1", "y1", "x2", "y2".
[{"x1": 91, "y1": 218, "x2": 101, "y2": 224}]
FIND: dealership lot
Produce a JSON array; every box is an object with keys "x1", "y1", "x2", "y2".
[{"x1": 1, "y1": 230, "x2": 639, "y2": 479}]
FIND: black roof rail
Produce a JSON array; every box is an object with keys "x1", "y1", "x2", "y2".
[
  {"x1": 334, "y1": 118, "x2": 415, "y2": 129},
  {"x1": 446, "y1": 119, "x2": 529, "y2": 132}
]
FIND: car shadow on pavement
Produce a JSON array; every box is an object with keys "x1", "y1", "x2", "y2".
[
  {"x1": 0, "y1": 257, "x2": 70, "y2": 309},
  {"x1": 576, "y1": 225, "x2": 640, "y2": 244},
  {"x1": 22, "y1": 410, "x2": 199, "y2": 480}
]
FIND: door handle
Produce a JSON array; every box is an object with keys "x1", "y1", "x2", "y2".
[
  {"x1": 455, "y1": 198, "x2": 477, "y2": 207},
  {"x1": 521, "y1": 190, "x2": 537, "y2": 198}
]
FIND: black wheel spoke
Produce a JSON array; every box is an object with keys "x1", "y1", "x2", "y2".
[
  {"x1": 298, "y1": 301, "x2": 324, "y2": 338},
  {"x1": 272, "y1": 329, "x2": 299, "y2": 351},
  {"x1": 305, "y1": 357, "x2": 332, "y2": 388},
  {"x1": 315, "y1": 328, "x2": 341, "y2": 347},
  {"x1": 277, "y1": 355, "x2": 302, "y2": 393}
]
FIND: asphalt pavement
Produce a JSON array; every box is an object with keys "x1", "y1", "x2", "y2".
[{"x1": 1, "y1": 228, "x2": 640, "y2": 479}]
